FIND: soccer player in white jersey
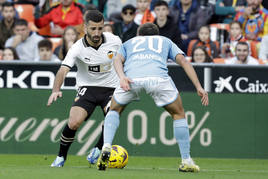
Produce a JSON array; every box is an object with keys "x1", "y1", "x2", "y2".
[
  {"x1": 97, "y1": 23, "x2": 209, "y2": 172},
  {"x1": 47, "y1": 10, "x2": 122, "y2": 167}
]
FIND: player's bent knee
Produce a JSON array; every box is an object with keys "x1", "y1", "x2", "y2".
[
  {"x1": 68, "y1": 119, "x2": 82, "y2": 130},
  {"x1": 171, "y1": 114, "x2": 185, "y2": 120}
]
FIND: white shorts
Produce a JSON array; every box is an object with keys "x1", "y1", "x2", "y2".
[{"x1": 113, "y1": 77, "x2": 178, "y2": 107}]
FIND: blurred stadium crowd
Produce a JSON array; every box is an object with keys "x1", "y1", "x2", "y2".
[{"x1": 0, "y1": 0, "x2": 267, "y2": 65}]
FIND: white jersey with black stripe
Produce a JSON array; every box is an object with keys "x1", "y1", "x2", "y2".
[{"x1": 62, "y1": 32, "x2": 122, "y2": 88}]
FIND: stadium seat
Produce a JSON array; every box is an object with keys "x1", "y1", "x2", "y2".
[
  {"x1": 15, "y1": 4, "x2": 38, "y2": 31},
  {"x1": 213, "y1": 58, "x2": 225, "y2": 64},
  {"x1": 258, "y1": 59, "x2": 268, "y2": 65},
  {"x1": 49, "y1": 38, "x2": 62, "y2": 51},
  {"x1": 210, "y1": 23, "x2": 230, "y2": 47},
  {"x1": 15, "y1": 4, "x2": 34, "y2": 22}
]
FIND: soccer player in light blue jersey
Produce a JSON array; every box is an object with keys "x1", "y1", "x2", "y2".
[{"x1": 97, "y1": 23, "x2": 209, "y2": 172}]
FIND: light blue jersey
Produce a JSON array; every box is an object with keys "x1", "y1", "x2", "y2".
[{"x1": 118, "y1": 35, "x2": 184, "y2": 78}]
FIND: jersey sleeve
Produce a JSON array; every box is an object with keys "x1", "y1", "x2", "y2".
[
  {"x1": 61, "y1": 44, "x2": 79, "y2": 68},
  {"x1": 117, "y1": 43, "x2": 127, "y2": 59},
  {"x1": 168, "y1": 39, "x2": 185, "y2": 61}
]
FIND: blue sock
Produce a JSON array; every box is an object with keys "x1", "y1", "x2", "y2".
[
  {"x1": 173, "y1": 118, "x2": 190, "y2": 159},
  {"x1": 103, "y1": 110, "x2": 120, "y2": 145}
]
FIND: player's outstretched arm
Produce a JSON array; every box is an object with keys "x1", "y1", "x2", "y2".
[
  {"x1": 47, "y1": 66, "x2": 70, "y2": 106},
  {"x1": 114, "y1": 54, "x2": 132, "y2": 91},
  {"x1": 175, "y1": 54, "x2": 209, "y2": 106}
]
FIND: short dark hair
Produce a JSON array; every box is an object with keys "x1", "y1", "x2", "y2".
[
  {"x1": 14, "y1": 18, "x2": 28, "y2": 27},
  {"x1": 154, "y1": 0, "x2": 168, "y2": 9},
  {"x1": 2, "y1": 2, "x2": 14, "y2": 9},
  {"x1": 122, "y1": 4, "x2": 136, "y2": 13},
  {"x1": 236, "y1": 41, "x2": 249, "y2": 50},
  {"x1": 138, "y1": 23, "x2": 159, "y2": 36},
  {"x1": 38, "y1": 39, "x2": 52, "y2": 50},
  {"x1": 84, "y1": 10, "x2": 104, "y2": 24}
]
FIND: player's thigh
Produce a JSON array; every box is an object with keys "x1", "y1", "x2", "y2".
[
  {"x1": 163, "y1": 94, "x2": 185, "y2": 119},
  {"x1": 99, "y1": 88, "x2": 115, "y2": 115},
  {"x1": 72, "y1": 86, "x2": 97, "y2": 120},
  {"x1": 68, "y1": 106, "x2": 88, "y2": 129},
  {"x1": 110, "y1": 97, "x2": 126, "y2": 114},
  {"x1": 150, "y1": 77, "x2": 178, "y2": 107},
  {"x1": 113, "y1": 87, "x2": 139, "y2": 106}
]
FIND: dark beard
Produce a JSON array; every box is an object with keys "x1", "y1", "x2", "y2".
[{"x1": 87, "y1": 32, "x2": 101, "y2": 44}]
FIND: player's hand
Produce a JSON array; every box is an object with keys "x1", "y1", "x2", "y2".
[
  {"x1": 47, "y1": 91, "x2": 62, "y2": 106},
  {"x1": 120, "y1": 76, "x2": 133, "y2": 91},
  {"x1": 197, "y1": 87, "x2": 209, "y2": 106}
]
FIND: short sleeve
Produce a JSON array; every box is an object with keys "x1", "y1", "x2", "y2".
[
  {"x1": 61, "y1": 45, "x2": 79, "y2": 68},
  {"x1": 117, "y1": 44, "x2": 127, "y2": 59},
  {"x1": 168, "y1": 39, "x2": 185, "y2": 61}
]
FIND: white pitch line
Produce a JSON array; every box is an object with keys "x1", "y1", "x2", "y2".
[
  {"x1": 70, "y1": 166, "x2": 268, "y2": 173},
  {"x1": 190, "y1": 111, "x2": 210, "y2": 142},
  {"x1": 123, "y1": 167, "x2": 268, "y2": 173}
]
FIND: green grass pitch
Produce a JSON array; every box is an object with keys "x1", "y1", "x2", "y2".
[{"x1": 1, "y1": 154, "x2": 268, "y2": 179}]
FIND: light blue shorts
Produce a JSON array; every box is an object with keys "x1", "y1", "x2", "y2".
[{"x1": 113, "y1": 77, "x2": 178, "y2": 107}]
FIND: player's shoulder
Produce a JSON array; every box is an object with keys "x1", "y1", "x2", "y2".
[
  {"x1": 72, "y1": 37, "x2": 83, "y2": 47},
  {"x1": 156, "y1": 35, "x2": 172, "y2": 43},
  {"x1": 67, "y1": 38, "x2": 84, "y2": 52},
  {"x1": 103, "y1": 32, "x2": 122, "y2": 45},
  {"x1": 130, "y1": 35, "x2": 171, "y2": 42}
]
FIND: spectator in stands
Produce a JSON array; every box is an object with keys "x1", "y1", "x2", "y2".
[
  {"x1": 169, "y1": 0, "x2": 212, "y2": 53},
  {"x1": 36, "y1": 39, "x2": 60, "y2": 62},
  {"x1": 0, "y1": 2, "x2": 16, "y2": 49},
  {"x1": 113, "y1": 4, "x2": 138, "y2": 42},
  {"x1": 134, "y1": 0, "x2": 156, "y2": 25},
  {"x1": 235, "y1": 0, "x2": 268, "y2": 41},
  {"x1": 5, "y1": 19, "x2": 43, "y2": 61},
  {"x1": 106, "y1": 0, "x2": 136, "y2": 23},
  {"x1": 215, "y1": 0, "x2": 246, "y2": 24},
  {"x1": 153, "y1": 0, "x2": 183, "y2": 49},
  {"x1": 220, "y1": 21, "x2": 258, "y2": 59},
  {"x1": 225, "y1": 41, "x2": 259, "y2": 64},
  {"x1": 221, "y1": 21, "x2": 244, "y2": 58},
  {"x1": 103, "y1": 22, "x2": 114, "y2": 33},
  {"x1": 191, "y1": 46, "x2": 213, "y2": 63},
  {"x1": 34, "y1": 0, "x2": 84, "y2": 36},
  {"x1": 187, "y1": 25, "x2": 219, "y2": 58},
  {"x1": 54, "y1": 26, "x2": 79, "y2": 60},
  {"x1": 259, "y1": 35, "x2": 268, "y2": 61},
  {"x1": 2, "y1": 46, "x2": 19, "y2": 60},
  {"x1": 0, "y1": 0, "x2": 19, "y2": 21}
]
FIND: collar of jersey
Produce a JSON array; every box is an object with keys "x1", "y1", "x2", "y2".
[{"x1": 82, "y1": 34, "x2": 106, "y2": 50}]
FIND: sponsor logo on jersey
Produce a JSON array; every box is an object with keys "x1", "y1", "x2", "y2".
[{"x1": 88, "y1": 65, "x2": 100, "y2": 72}]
